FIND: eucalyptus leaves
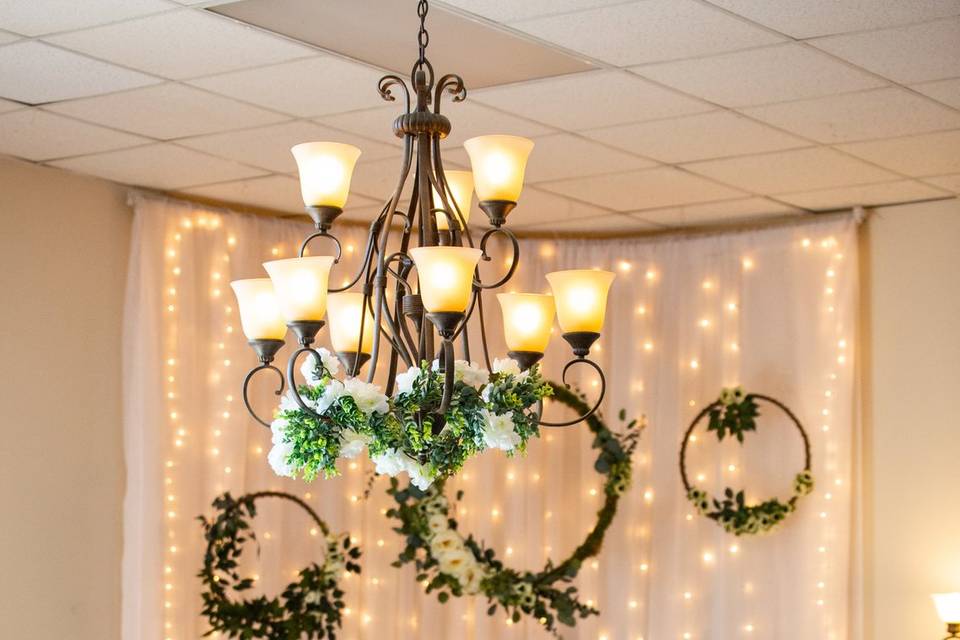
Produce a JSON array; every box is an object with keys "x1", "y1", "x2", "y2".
[
  {"x1": 268, "y1": 351, "x2": 552, "y2": 489},
  {"x1": 681, "y1": 387, "x2": 814, "y2": 537}
]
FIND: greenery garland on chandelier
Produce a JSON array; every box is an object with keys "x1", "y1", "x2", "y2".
[
  {"x1": 680, "y1": 387, "x2": 814, "y2": 536},
  {"x1": 385, "y1": 384, "x2": 644, "y2": 636}
]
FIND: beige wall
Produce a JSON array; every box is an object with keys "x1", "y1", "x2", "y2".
[
  {"x1": 0, "y1": 157, "x2": 130, "y2": 639},
  {"x1": 861, "y1": 198, "x2": 960, "y2": 639}
]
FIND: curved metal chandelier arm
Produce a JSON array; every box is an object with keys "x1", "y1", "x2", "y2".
[
  {"x1": 378, "y1": 74, "x2": 411, "y2": 113},
  {"x1": 475, "y1": 290, "x2": 493, "y2": 371},
  {"x1": 431, "y1": 137, "x2": 473, "y2": 245},
  {"x1": 299, "y1": 228, "x2": 342, "y2": 262},
  {"x1": 474, "y1": 227, "x2": 520, "y2": 290},
  {"x1": 538, "y1": 358, "x2": 607, "y2": 428},
  {"x1": 241, "y1": 363, "x2": 285, "y2": 429},
  {"x1": 437, "y1": 339, "x2": 455, "y2": 414},
  {"x1": 433, "y1": 73, "x2": 466, "y2": 112},
  {"x1": 285, "y1": 346, "x2": 324, "y2": 418},
  {"x1": 328, "y1": 214, "x2": 385, "y2": 293}
]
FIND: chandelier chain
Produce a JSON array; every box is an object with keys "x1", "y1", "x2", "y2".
[{"x1": 417, "y1": 0, "x2": 429, "y2": 64}]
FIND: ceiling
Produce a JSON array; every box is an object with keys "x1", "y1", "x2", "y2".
[{"x1": 0, "y1": 0, "x2": 958, "y2": 233}]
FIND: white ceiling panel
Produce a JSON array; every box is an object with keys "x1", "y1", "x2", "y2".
[
  {"x1": 811, "y1": 17, "x2": 960, "y2": 84},
  {"x1": 183, "y1": 174, "x2": 304, "y2": 212},
  {"x1": 538, "y1": 167, "x2": 746, "y2": 211},
  {"x1": 317, "y1": 106, "x2": 404, "y2": 147},
  {"x1": 704, "y1": 0, "x2": 960, "y2": 39},
  {"x1": 922, "y1": 174, "x2": 960, "y2": 193},
  {"x1": 0, "y1": 0, "x2": 172, "y2": 37},
  {"x1": 684, "y1": 147, "x2": 899, "y2": 193},
  {"x1": 0, "y1": 97, "x2": 23, "y2": 113},
  {"x1": 0, "y1": 41, "x2": 159, "y2": 104},
  {"x1": 912, "y1": 78, "x2": 960, "y2": 110},
  {"x1": 44, "y1": 83, "x2": 287, "y2": 139},
  {"x1": 50, "y1": 143, "x2": 267, "y2": 189},
  {"x1": 634, "y1": 43, "x2": 886, "y2": 108},
  {"x1": 437, "y1": 0, "x2": 624, "y2": 23},
  {"x1": 177, "y1": 120, "x2": 398, "y2": 173},
  {"x1": 46, "y1": 10, "x2": 315, "y2": 80},
  {"x1": 0, "y1": 29, "x2": 21, "y2": 44},
  {"x1": 435, "y1": 101, "x2": 558, "y2": 147},
  {"x1": 512, "y1": 0, "x2": 783, "y2": 67},
  {"x1": 516, "y1": 213, "x2": 660, "y2": 233},
  {"x1": 507, "y1": 185, "x2": 611, "y2": 227},
  {"x1": 775, "y1": 180, "x2": 949, "y2": 210},
  {"x1": 472, "y1": 70, "x2": 712, "y2": 131},
  {"x1": 836, "y1": 130, "x2": 960, "y2": 177},
  {"x1": 583, "y1": 111, "x2": 809, "y2": 163},
  {"x1": 742, "y1": 87, "x2": 960, "y2": 143},
  {"x1": 0, "y1": 108, "x2": 147, "y2": 161},
  {"x1": 189, "y1": 56, "x2": 386, "y2": 117},
  {"x1": 631, "y1": 197, "x2": 803, "y2": 226},
  {"x1": 348, "y1": 156, "x2": 420, "y2": 201},
  {"x1": 519, "y1": 133, "x2": 656, "y2": 183}
]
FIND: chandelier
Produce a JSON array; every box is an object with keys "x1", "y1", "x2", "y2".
[{"x1": 231, "y1": 0, "x2": 615, "y2": 470}]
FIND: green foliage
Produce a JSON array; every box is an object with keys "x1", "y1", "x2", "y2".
[{"x1": 706, "y1": 389, "x2": 758, "y2": 442}]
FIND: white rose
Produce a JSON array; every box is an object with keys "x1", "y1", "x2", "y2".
[
  {"x1": 438, "y1": 549, "x2": 473, "y2": 577},
  {"x1": 404, "y1": 457, "x2": 435, "y2": 490},
  {"x1": 270, "y1": 417, "x2": 288, "y2": 445},
  {"x1": 454, "y1": 360, "x2": 490, "y2": 387},
  {"x1": 339, "y1": 429, "x2": 370, "y2": 459},
  {"x1": 480, "y1": 409, "x2": 521, "y2": 452},
  {"x1": 481, "y1": 383, "x2": 493, "y2": 403},
  {"x1": 394, "y1": 365, "x2": 422, "y2": 396},
  {"x1": 427, "y1": 513, "x2": 448, "y2": 535},
  {"x1": 460, "y1": 563, "x2": 484, "y2": 594},
  {"x1": 343, "y1": 377, "x2": 389, "y2": 415},
  {"x1": 300, "y1": 348, "x2": 340, "y2": 386},
  {"x1": 315, "y1": 378, "x2": 345, "y2": 414},
  {"x1": 267, "y1": 441, "x2": 296, "y2": 477},
  {"x1": 372, "y1": 449, "x2": 407, "y2": 476},
  {"x1": 429, "y1": 529, "x2": 463, "y2": 556},
  {"x1": 279, "y1": 391, "x2": 300, "y2": 413},
  {"x1": 492, "y1": 357, "x2": 521, "y2": 377}
]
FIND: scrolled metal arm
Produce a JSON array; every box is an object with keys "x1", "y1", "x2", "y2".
[
  {"x1": 434, "y1": 73, "x2": 466, "y2": 112},
  {"x1": 538, "y1": 358, "x2": 607, "y2": 428},
  {"x1": 285, "y1": 346, "x2": 324, "y2": 418},
  {"x1": 378, "y1": 74, "x2": 411, "y2": 113},
  {"x1": 241, "y1": 363, "x2": 285, "y2": 429},
  {"x1": 299, "y1": 229, "x2": 342, "y2": 261},
  {"x1": 474, "y1": 226, "x2": 520, "y2": 290}
]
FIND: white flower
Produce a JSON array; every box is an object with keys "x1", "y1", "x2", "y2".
[
  {"x1": 300, "y1": 348, "x2": 340, "y2": 386},
  {"x1": 460, "y1": 563, "x2": 484, "y2": 595},
  {"x1": 481, "y1": 383, "x2": 493, "y2": 403},
  {"x1": 438, "y1": 549, "x2": 473, "y2": 577},
  {"x1": 315, "y1": 378, "x2": 345, "y2": 414},
  {"x1": 339, "y1": 429, "x2": 370, "y2": 459},
  {"x1": 404, "y1": 457, "x2": 436, "y2": 490},
  {"x1": 492, "y1": 357, "x2": 522, "y2": 377},
  {"x1": 427, "y1": 513, "x2": 448, "y2": 535},
  {"x1": 304, "y1": 590, "x2": 321, "y2": 605},
  {"x1": 343, "y1": 377, "x2": 389, "y2": 415},
  {"x1": 455, "y1": 360, "x2": 490, "y2": 387},
  {"x1": 394, "y1": 365, "x2": 422, "y2": 396},
  {"x1": 270, "y1": 417, "x2": 288, "y2": 445},
  {"x1": 279, "y1": 391, "x2": 300, "y2": 413},
  {"x1": 372, "y1": 449, "x2": 407, "y2": 477},
  {"x1": 480, "y1": 409, "x2": 521, "y2": 452},
  {"x1": 430, "y1": 529, "x2": 463, "y2": 556},
  {"x1": 267, "y1": 441, "x2": 296, "y2": 477}
]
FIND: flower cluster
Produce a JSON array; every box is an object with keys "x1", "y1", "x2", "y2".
[
  {"x1": 708, "y1": 386, "x2": 758, "y2": 442},
  {"x1": 686, "y1": 471, "x2": 815, "y2": 536},
  {"x1": 267, "y1": 352, "x2": 552, "y2": 488}
]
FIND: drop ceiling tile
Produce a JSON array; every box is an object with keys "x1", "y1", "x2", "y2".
[
  {"x1": 44, "y1": 83, "x2": 287, "y2": 139},
  {"x1": 177, "y1": 120, "x2": 398, "y2": 174},
  {"x1": 348, "y1": 156, "x2": 418, "y2": 201},
  {"x1": 0, "y1": 0, "x2": 172, "y2": 36},
  {"x1": 513, "y1": 0, "x2": 783, "y2": 66},
  {"x1": 189, "y1": 56, "x2": 386, "y2": 117},
  {"x1": 684, "y1": 147, "x2": 899, "y2": 193},
  {"x1": 436, "y1": 101, "x2": 558, "y2": 147},
  {"x1": 742, "y1": 87, "x2": 960, "y2": 143},
  {"x1": 508, "y1": 185, "x2": 611, "y2": 227},
  {"x1": 538, "y1": 167, "x2": 746, "y2": 211},
  {"x1": 438, "y1": 0, "x2": 624, "y2": 23},
  {"x1": 0, "y1": 97, "x2": 24, "y2": 113},
  {"x1": 46, "y1": 10, "x2": 315, "y2": 80},
  {"x1": 810, "y1": 17, "x2": 960, "y2": 84},
  {"x1": 317, "y1": 106, "x2": 404, "y2": 147},
  {"x1": 921, "y1": 173, "x2": 960, "y2": 193},
  {"x1": 912, "y1": 77, "x2": 960, "y2": 110},
  {"x1": 519, "y1": 133, "x2": 656, "y2": 182},
  {"x1": 704, "y1": 0, "x2": 960, "y2": 39},
  {"x1": 183, "y1": 174, "x2": 304, "y2": 212},
  {"x1": 0, "y1": 41, "x2": 159, "y2": 104},
  {"x1": 583, "y1": 111, "x2": 809, "y2": 163},
  {"x1": 0, "y1": 29, "x2": 21, "y2": 44},
  {"x1": 630, "y1": 197, "x2": 803, "y2": 226},
  {"x1": 775, "y1": 180, "x2": 949, "y2": 210},
  {"x1": 50, "y1": 143, "x2": 267, "y2": 189},
  {"x1": 516, "y1": 213, "x2": 659, "y2": 233},
  {"x1": 836, "y1": 130, "x2": 960, "y2": 176},
  {"x1": 472, "y1": 71, "x2": 712, "y2": 131},
  {"x1": 0, "y1": 108, "x2": 147, "y2": 160},
  {"x1": 634, "y1": 43, "x2": 885, "y2": 108}
]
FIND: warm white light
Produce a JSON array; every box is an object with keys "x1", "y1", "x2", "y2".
[
  {"x1": 546, "y1": 269, "x2": 615, "y2": 334},
  {"x1": 230, "y1": 279, "x2": 287, "y2": 340},
  {"x1": 291, "y1": 142, "x2": 361, "y2": 208},
  {"x1": 933, "y1": 593, "x2": 960, "y2": 623},
  {"x1": 263, "y1": 256, "x2": 335, "y2": 322},
  {"x1": 409, "y1": 247, "x2": 483, "y2": 313},
  {"x1": 433, "y1": 170, "x2": 474, "y2": 231},
  {"x1": 327, "y1": 292, "x2": 374, "y2": 355},
  {"x1": 497, "y1": 292, "x2": 555, "y2": 353},
  {"x1": 463, "y1": 135, "x2": 533, "y2": 203}
]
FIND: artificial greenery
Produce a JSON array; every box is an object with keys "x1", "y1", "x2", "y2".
[
  {"x1": 384, "y1": 383, "x2": 644, "y2": 636},
  {"x1": 683, "y1": 387, "x2": 814, "y2": 537},
  {"x1": 198, "y1": 491, "x2": 361, "y2": 639}
]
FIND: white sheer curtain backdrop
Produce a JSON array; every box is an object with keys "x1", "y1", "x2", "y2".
[{"x1": 123, "y1": 192, "x2": 858, "y2": 640}]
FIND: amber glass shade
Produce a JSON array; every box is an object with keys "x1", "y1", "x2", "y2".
[
  {"x1": 230, "y1": 279, "x2": 287, "y2": 340},
  {"x1": 263, "y1": 256, "x2": 335, "y2": 322},
  {"x1": 409, "y1": 246, "x2": 483, "y2": 313},
  {"x1": 433, "y1": 170, "x2": 474, "y2": 231},
  {"x1": 463, "y1": 135, "x2": 533, "y2": 203},
  {"x1": 327, "y1": 292, "x2": 374, "y2": 355},
  {"x1": 496, "y1": 293, "x2": 555, "y2": 353},
  {"x1": 291, "y1": 142, "x2": 361, "y2": 209},
  {"x1": 546, "y1": 269, "x2": 615, "y2": 334}
]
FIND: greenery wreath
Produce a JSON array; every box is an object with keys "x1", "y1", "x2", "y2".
[
  {"x1": 680, "y1": 387, "x2": 814, "y2": 536},
  {"x1": 198, "y1": 491, "x2": 361, "y2": 639},
  {"x1": 384, "y1": 383, "x2": 643, "y2": 636},
  {"x1": 268, "y1": 351, "x2": 552, "y2": 490}
]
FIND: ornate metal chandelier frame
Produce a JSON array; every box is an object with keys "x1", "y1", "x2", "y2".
[{"x1": 240, "y1": 0, "x2": 607, "y2": 433}]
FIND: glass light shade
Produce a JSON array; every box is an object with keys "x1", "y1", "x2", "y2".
[
  {"x1": 463, "y1": 135, "x2": 534, "y2": 203},
  {"x1": 546, "y1": 269, "x2": 616, "y2": 334},
  {"x1": 409, "y1": 246, "x2": 483, "y2": 313},
  {"x1": 291, "y1": 142, "x2": 361, "y2": 209},
  {"x1": 933, "y1": 593, "x2": 960, "y2": 623},
  {"x1": 433, "y1": 170, "x2": 474, "y2": 231},
  {"x1": 263, "y1": 256, "x2": 335, "y2": 322},
  {"x1": 230, "y1": 279, "x2": 287, "y2": 340},
  {"x1": 327, "y1": 292, "x2": 374, "y2": 355},
  {"x1": 497, "y1": 293, "x2": 555, "y2": 353}
]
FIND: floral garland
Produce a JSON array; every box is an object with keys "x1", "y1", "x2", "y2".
[
  {"x1": 385, "y1": 384, "x2": 644, "y2": 636},
  {"x1": 267, "y1": 350, "x2": 552, "y2": 489},
  {"x1": 681, "y1": 387, "x2": 814, "y2": 536},
  {"x1": 198, "y1": 491, "x2": 361, "y2": 639}
]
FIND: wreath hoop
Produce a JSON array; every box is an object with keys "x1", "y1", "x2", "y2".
[
  {"x1": 384, "y1": 383, "x2": 644, "y2": 636},
  {"x1": 199, "y1": 491, "x2": 361, "y2": 639},
  {"x1": 680, "y1": 389, "x2": 814, "y2": 536}
]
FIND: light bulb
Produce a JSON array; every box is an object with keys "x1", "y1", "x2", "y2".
[
  {"x1": 496, "y1": 293, "x2": 555, "y2": 353},
  {"x1": 933, "y1": 593, "x2": 960, "y2": 623},
  {"x1": 545, "y1": 269, "x2": 615, "y2": 334}
]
